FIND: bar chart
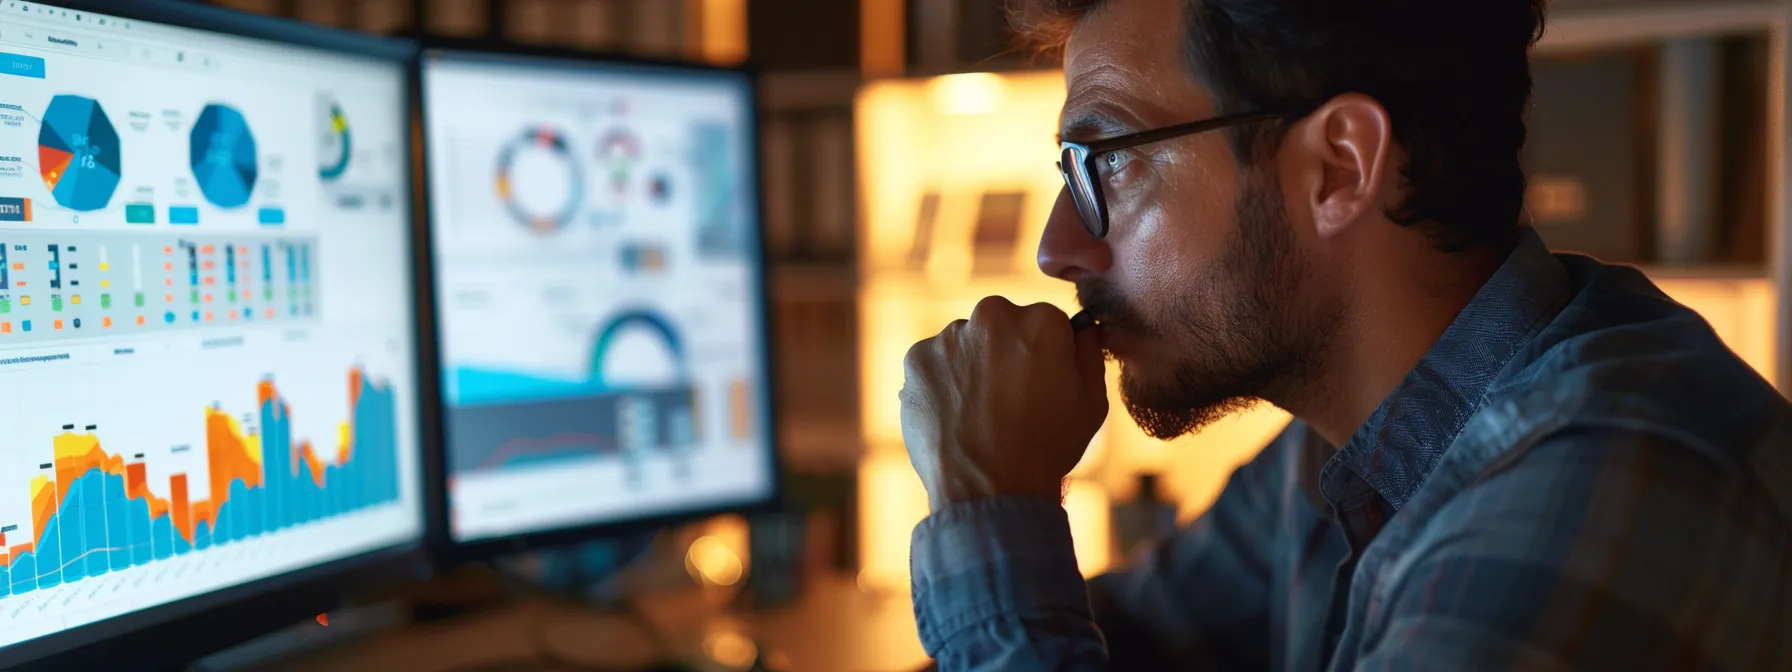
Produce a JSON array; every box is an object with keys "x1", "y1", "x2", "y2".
[{"x1": 0, "y1": 368, "x2": 397, "y2": 598}]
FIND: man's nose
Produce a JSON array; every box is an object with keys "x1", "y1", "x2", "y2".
[{"x1": 1037, "y1": 187, "x2": 1112, "y2": 283}]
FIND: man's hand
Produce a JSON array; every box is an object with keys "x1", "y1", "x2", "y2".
[{"x1": 899, "y1": 296, "x2": 1109, "y2": 512}]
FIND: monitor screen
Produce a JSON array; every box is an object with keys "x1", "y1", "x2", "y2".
[
  {"x1": 421, "y1": 51, "x2": 774, "y2": 545},
  {"x1": 0, "y1": 1, "x2": 420, "y2": 653}
]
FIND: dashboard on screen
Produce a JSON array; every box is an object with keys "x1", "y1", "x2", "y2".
[
  {"x1": 421, "y1": 51, "x2": 773, "y2": 544},
  {"x1": 0, "y1": 2, "x2": 421, "y2": 651}
]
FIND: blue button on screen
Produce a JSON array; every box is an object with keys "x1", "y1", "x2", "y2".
[{"x1": 0, "y1": 53, "x2": 46, "y2": 79}]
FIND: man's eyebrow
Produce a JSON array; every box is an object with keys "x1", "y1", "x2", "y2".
[{"x1": 1058, "y1": 108, "x2": 1126, "y2": 143}]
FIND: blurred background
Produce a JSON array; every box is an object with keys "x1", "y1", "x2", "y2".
[{"x1": 194, "y1": 0, "x2": 1787, "y2": 669}]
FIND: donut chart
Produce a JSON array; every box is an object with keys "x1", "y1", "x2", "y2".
[
  {"x1": 37, "y1": 95, "x2": 123, "y2": 212},
  {"x1": 318, "y1": 98, "x2": 352, "y2": 182},
  {"x1": 494, "y1": 125, "x2": 584, "y2": 235},
  {"x1": 190, "y1": 103, "x2": 259, "y2": 209}
]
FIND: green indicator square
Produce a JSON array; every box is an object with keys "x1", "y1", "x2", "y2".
[
  {"x1": 100, "y1": 294, "x2": 111, "y2": 309},
  {"x1": 124, "y1": 204, "x2": 156, "y2": 224},
  {"x1": 228, "y1": 291, "x2": 236, "y2": 303},
  {"x1": 51, "y1": 296, "x2": 62, "y2": 312},
  {"x1": 190, "y1": 290, "x2": 200, "y2": 304},
  {"x1": 134, "y1": 293, "x2": 145, "y2": 307},
  {"x1": 0, "y1": 299, "x2": 9, "y2": 314},
  {"x1": 264, "y1": 289, "x2": 274, "y2": 301}
]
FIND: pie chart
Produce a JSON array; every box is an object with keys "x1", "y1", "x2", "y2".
[
  {"x1": 190, "y1": 103, "x2": 258, "y2": 208},
  {"x1": 37, "y1": 94, "x2": 123, "y2": 212}
]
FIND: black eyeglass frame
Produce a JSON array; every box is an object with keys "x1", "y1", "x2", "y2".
[{"x1": 1059, "y1": 111, "x2": 1293, "y2": 238}]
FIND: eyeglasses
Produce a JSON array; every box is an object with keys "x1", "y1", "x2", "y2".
[{"x1": 1058, "y1": 111, "x2": 1291, "y2": 239}]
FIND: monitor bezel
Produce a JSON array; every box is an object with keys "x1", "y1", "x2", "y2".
[
  {"x1": 1, "y1": 2, "x2": 429, "y2": 669},
  {"x1": 412, "y1": 38, "x2": 784, "y2": 565}
]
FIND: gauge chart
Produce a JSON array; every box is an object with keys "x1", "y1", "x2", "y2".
[
  {"x1": 318, "y1": 97, "x2": 352, "y2": 183},
  {"x1": 190, "y1": 104, "x2": 260, "y2": 209},
  {"x1": 37, "y1": 95, "x2": 123, "y2": 213}
]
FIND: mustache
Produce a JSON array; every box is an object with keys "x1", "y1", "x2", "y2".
[{"x1": 1074, "y1": 278, "x2": 1144, "y2": 332}]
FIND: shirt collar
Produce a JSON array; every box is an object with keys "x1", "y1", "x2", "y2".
[{"x1": 1321, "y1": 229, "x2": 1572, "y2": 510}]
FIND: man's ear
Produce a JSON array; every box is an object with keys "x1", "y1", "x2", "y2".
[{"x1": 1287, "y1": 93, "x2": 1394, "y2": 240}]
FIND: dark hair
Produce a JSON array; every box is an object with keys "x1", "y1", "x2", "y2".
[{"x1": 1012, "y1": 0, "x2": 1548, "y2": 252}]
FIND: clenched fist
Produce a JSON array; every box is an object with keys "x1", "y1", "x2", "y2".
[{"x1": 899, "y1": 296, "x2": 1109, "y2": 512}]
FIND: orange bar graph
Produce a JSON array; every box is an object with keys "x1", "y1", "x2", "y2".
[{"x1": 171, "y1": 474, "x2": 191, "y2": 543}]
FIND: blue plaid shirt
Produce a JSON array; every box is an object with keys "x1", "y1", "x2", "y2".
[{"x1": 910, "y1": 230, "x2": 1792, "y2": 671}]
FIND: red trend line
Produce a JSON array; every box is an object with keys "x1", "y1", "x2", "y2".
[{"x1": 479, "y1": 434, "x2": 620, "y2": 471}]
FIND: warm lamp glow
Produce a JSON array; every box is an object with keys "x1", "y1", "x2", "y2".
[
  {"x1": 928, "y1": 72, "x2": 1009, "y2": 116},
  {"x1": 858, "y1": 451, "x2": 930, "y2": 592},
  {"x1": 1651, "y1": 276, "x2": 1777, "y2": 387},
  {"x1": 686, "y1": 535, "x2": 744, "y2": 587},
  {"x1": 1064, "y1": 479, "x2": 1111, "y2": 576}
]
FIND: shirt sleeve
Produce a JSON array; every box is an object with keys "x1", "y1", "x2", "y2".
[
  {"x1": 910, "y1": 423, "x2": 1298, "y2": 671},
  {"x1": 1085, "y1": 426, "x2": 1297, "y2": 670},
  {"x1": 1354, "y1": 429, "x2": 1786, "y2": 672}
]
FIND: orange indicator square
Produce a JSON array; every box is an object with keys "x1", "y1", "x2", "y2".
[
  {"x1": 203, "y1": 294, "x2": 212, "y2": 303},
  {"x1": 163, "y1": 246, "x2": 172, "y2": 254},
  {"x1": 136, "y1": 316, "x2": 146, "y2": 325},
  {"x1": 164, "y1": 262, "x2": 173, "y2": 271},
  {"x1": 102, "y1": 317, "x2": 112, "y2": 328},
  {"x1": 10, "y1": 263, "x2": 20, "y2": 271},
  {"x1": 164, "y1": 294, "x2": 174, "y2": 303},
  {"x1": 1, "y1": 323, "x2": 10, "y2": 334},
  {"x1": 228, "y1": 311, "x2": 237, "y2": 321},
  {"x1": 53, "y1": 320, "x2": 62, "y2": 330},
  {"x1": 165, "y1": 278, "x2": 174, "y2": 286},
  {"x1": 203, "y1": 312, "x2": 213, "y2": 322},
  {"x1": 265, "y1": 308, "x2": 275, "y2": 318}
]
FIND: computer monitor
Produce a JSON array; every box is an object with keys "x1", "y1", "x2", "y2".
[
  {"x1": 0, "y1": 2, "x2": 424, "y2": 668},
  {"x1": 418, "y1": 45, "x2": 777, "y2": 555}
]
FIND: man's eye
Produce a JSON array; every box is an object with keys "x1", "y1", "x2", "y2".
[{"x1": 1099, "y1": 151, "x2": 1128, "y2": 174}]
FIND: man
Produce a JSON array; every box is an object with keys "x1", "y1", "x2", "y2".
[{"x1": 896, "y1": 0, "x2": 1792, "y2": 670}]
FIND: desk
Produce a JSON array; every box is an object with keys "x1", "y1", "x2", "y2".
[{"x1": 252, "y1": 576, "x2": 930, "y2": 672}]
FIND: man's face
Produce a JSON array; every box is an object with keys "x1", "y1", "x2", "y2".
[{"x1": 1040, "y1": 0, "x2": 1337, "y2": 439}]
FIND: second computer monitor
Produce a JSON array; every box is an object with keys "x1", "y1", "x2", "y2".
[{"x1": 419, "y1": 48, "x2": 775, "y2": 548}]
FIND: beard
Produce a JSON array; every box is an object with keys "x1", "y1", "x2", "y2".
[{"x1": 1077, "y1": 168, "x2": 1336, "y2": 440}]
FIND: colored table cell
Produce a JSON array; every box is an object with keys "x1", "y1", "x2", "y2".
[
  {"x1": 0, "y1": 197, "x2": 31, "y2": 222},
  {"x1": 125, "y1": 204, "x2": 156, "y2": 224},
  {"x1": 1, "y1": 322, "x2": 9, "y2": 333},
  {"x1": 134, "y1": 293, "x2": 145, "y2": 307},
  {"x1": 21, "y1": 320, "x2": 30, "y2": 332},
  {"x1": 257, "y1": 208, "x2": 285, "y2": 225},
  {"x1": 0, "y1": 299, "x2": 8, "y2": 313},
  {"x1": 50, "y1": 296, "x2": 61, "y2": 311},
  {"x1": 100, "y1": 294, "x2": 111, "y2": 309},
  {"x1": 169, "y1": 206, "x2": 200, "y2": 225}
]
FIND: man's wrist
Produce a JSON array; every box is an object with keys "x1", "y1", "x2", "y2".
[{"x1": 929, "y1": 478, "x2": 1064, "y2": 513}]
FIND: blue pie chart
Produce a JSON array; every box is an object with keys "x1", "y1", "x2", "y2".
[
  {"x1": 37, "y1": 95, "x2": 122, "y2": 212},
  {"x1": 189, "y1": 103, "x2": 258, "y2": 208}
]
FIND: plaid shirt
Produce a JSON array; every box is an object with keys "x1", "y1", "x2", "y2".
[{"x1": 910, "y1": 230, "x2": 1792, "y2": 671}]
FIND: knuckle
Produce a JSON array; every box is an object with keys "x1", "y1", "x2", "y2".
[{"x1": 969, "y1": 295, "x2": 1014, "y2": 322}]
